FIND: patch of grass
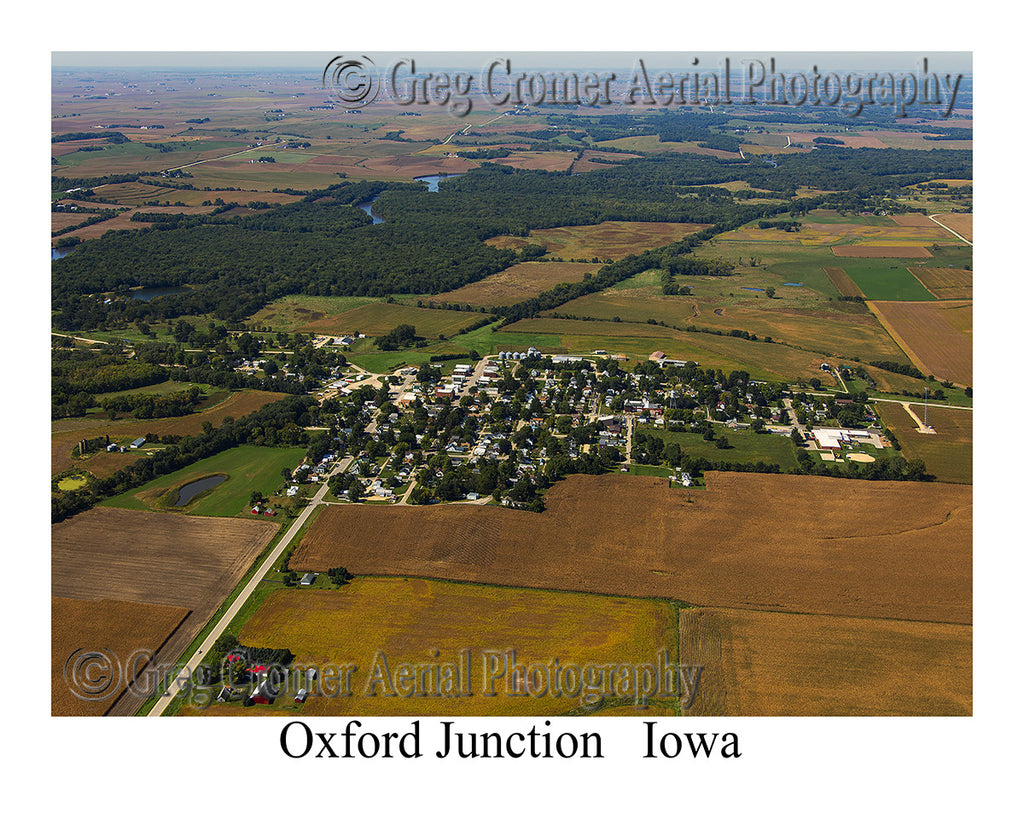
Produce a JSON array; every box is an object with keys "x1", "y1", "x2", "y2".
[
  {"x1": 102, "y1": 445, "x2": 306, "y2": 517},
  {"x1": 840, "y1": 260, "x2": 937, "y2": 301}
]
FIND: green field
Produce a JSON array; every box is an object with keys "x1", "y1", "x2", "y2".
[
  {"x1": 102, "y1": 445, "x2": 305, "y2": 517},
  {"x1": 839, "y1": 260, "x2": 937, "y2": 301},
  {"x1": 640, "y1": 426, "x2": 803, "y2": 470}
]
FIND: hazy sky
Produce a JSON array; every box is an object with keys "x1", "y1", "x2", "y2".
[{"x1": 52, "y1": 51, "x2": 972, "y2": 74}]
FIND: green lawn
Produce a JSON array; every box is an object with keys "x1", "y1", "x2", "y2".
[
  {"x1": 102, "y1": 445, "x2": 306, "y2": 517},
  {"x1": 641, "y1": 425, "x2": 802, "y2": 470}
]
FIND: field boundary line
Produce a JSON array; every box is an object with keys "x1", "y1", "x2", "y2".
[
  {"x1": 928, "y1": 213, "x2": 972, "y2": 246},
  {"x1": 865, "y1": 300, "x2": 934, "y2": 379}
]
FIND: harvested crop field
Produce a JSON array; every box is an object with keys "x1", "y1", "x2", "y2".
[
  {"x1": 52, "y1": 596, "x2": 190, "y2": 716},
  {"x1": 831, "y1": 245, "x2": 933, "y2": 258},
  {"x1": 291, "y1": 472, "x2": 971, "y2": 624},
  {"x1": 876, "y1": 403, "x2": 973, "y2": 484},
  {"x1": 431, "y1": 261, "x2": 602, "y2": 307},
  {"x1": 51, "y1": 389, "x2": 290, "y2": 477},
  {"x1": 825, "y1": 266, "x2": 865, "y2": 298},
  {"x1": 933, "y1": 213, "x2": 973, "y2": 243},
  {"x1": 297, "y1": 302, "x2": 486, "y2": 338},
  {"x1": 911, "y1": 267, "x2": 973, "y2": 299},
  {"x1": 52, "y1": 508, "x2": 279, "y2": 714},
  {"x1": 211, "y1": 579, "x2": 680, "y2": 717},
  {"x1": 867, "y1": 299, "x2": 972, "y2": 386},
  {"x1": 492, "y1": 151, "x2": 577, "y2": 172},
  {"x1": 486, "y1": 221, "x2": 710, "y2": 261},
  {"x1": 680, "y1": 607, "x2": 971, "y2": 716}
]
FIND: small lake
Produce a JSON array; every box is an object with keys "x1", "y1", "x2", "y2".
[
  {"x1": 414, "y1": 173, "x2": 463, "y2": 192},
  {"x1": 130, "y1": 286, "x2": 189, "y2": 301},
  {"x1": 783, "y1": 282, "x2": 804, "y2": 287},
  {"x1": 176, "y1": 475, "x2": 226, "y2": 506},
  {"x1": 741, "y1": 287, "x2": 765, "y2": 292},
  {"x1": 52, "y1": 246, "x2": 76, "y2": 260}
]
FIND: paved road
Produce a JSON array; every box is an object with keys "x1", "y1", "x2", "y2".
[
  {"x1": 146, "y1": 368, "x2": 413, "y2": 715},
  {"x1": 928, "y1": 213, "x2": 972, "y2": 247}
]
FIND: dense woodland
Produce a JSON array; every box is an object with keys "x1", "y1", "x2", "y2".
[{"x1": 51, "y1": 144, "x2": 970, "y2": 332}]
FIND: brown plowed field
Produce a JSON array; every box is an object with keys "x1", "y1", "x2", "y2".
[
  {"x1": 52, "y1": 389, "x2": 290, "y2": 477},
  {"x1": 831, "y1": 245, "x2": 933, "y2": 258},
  {"x1": 52, "y1": 596, "x2": 190, "y2": 716},
  {"x1": 680, "y1": 607, "x2": 971, "y2": 716},
  {"x1": 824, "y1": 267, "x2": 865, "y2": 297},
  {"x1": 291, "y1": 472, "x2": 971, "y2": 624},
  {"x1": 52, "y1": 508, "x2": 279, "y2": 715},
  {"x1": 867, "y1": 299, "x2": 972, "y2": 386},
  {"x1": 910, "y1": 267, "x2": 973, "y2": 299}
]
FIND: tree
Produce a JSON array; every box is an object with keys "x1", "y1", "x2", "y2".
[
  {"x1": 790, "y1": 427, "x2": 804, "y2": 446},
  {"x1": 764, "y1": 287, "x2": 776, "y2": 299},
  {"x1": 249, "y1": 490, "x2": 264, "y2": 507}
]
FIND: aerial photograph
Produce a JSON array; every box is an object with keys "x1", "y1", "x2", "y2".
[{"x1": 50, "y1": 50, "x2": 973, "y2": 726}]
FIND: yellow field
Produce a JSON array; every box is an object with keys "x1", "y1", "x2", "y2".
[{"x1": 225, "y1": 579, "x2": 681, "y2": 717}]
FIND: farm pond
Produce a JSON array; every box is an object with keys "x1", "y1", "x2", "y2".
[{"x1": 176, "y1": 475, "x2": 226, "y2": 506}]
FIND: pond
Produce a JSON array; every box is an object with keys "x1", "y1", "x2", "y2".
[
  {"x1": 52, "y1": 246, "x2": 76, "y2": 260},
  {"x1": 175, "y1": 475, "x2": 226, "y2": 506},
  {"x1": 741, "y1": 287, "x2": 765, "y2": 292}
]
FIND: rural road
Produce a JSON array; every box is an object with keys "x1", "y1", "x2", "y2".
[
  {"x1": 146, "y1": 368, "x2": 407, "y2": 716},
  {"x1": 928, "y1": 213, "x2": 972, "y2": 246}
]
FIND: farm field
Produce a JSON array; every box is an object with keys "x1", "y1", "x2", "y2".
[
  {"x1": 51, "y1": 508, "x2": 279, "y2": 715},
  {"x1": 910, "y1": 266, "x2": 973, "y2": 299},
  {"x1": 432, "y1": 261, "x2": 603, "y2": 307},
  {"x1": 291, "y1": 472, "x2": 971, "y2": 624},
  {"x1": 932, "y1": 213, "x2": 973, "y2": 242},
  {"x1": 52, "y1": 596, "x2": 190, "y2": 716},
  {"x1": 831, "y1": 245, "x2": 933, "y2": 258},
  {"x1": 51, "y1": 389, "x2": 290, "y2": 477},
  {"x1": 549, "y1": 290, "x2": 909, "y2": 362},
  {"x1": 248, "y1": 295, "x2": 383, "y2": 333},
  {"x1": 500, "y1": 316, "x2": 924, "y2": 390},
  {"x1": 189, "y1": 578, "x2": 680, "y2": 717},
  {"x1": 680, "y1": 607, "x2": 971, "y2": 716},
  {"x1": 824, "y1": 266, "x2": 865, "y2": 297},
  {"x1": 875, "y1": 402, "x2": 973, "y2": 484},
  {"x1": 838, "y1": 260, "x2": 939, "y2": 301},
  {"x1": 101, "y1": 445, "x2": 305, "y2": 517},
  {"x1": 486, "y1": 221, "x2": 710, "y2": 261},
  {"x1": 491, "y1": 151, "x2": 577, "y2": 172},
  {"x1": 867, "y1": 299, "x2": 972, "y2": 386},
  {"x1": 292, "y1": 302, "x2": 488, "y2": 339}
]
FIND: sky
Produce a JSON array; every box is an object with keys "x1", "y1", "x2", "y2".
[{"x1": 51, "y1": 51, "x2": 972, "y2": 74}]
